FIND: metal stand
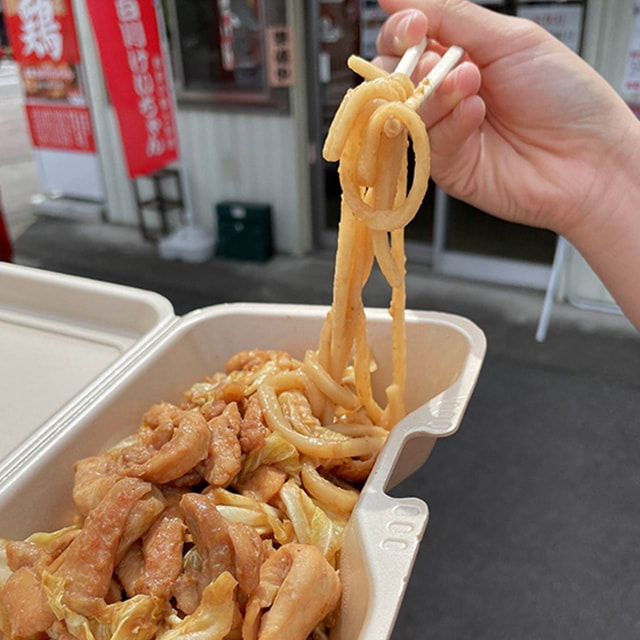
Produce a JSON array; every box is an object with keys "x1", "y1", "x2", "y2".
[
  {"x1": 535, "y1": 235, "x2": 568, "y2": 342},
  {"x1": 133, "y1": 168, "x2": 184, "y2": 241}
]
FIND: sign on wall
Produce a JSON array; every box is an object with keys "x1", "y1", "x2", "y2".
[
  {"x1": 623, "y1": 0, "x2": 640, "y2": 94},
  {"x1": 85, "y1": 0, "x2": 179, "y2": 179},
  {"x1": 2, "y1": 0, "x2": 103, "y2": 199},
  {"x1": 516, "y1": 3, "x2": 584, "y2": 54}
]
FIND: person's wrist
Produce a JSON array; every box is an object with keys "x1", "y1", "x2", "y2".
[
  {"x1": 562, "y1": 113, "x2": 640, "y2": 255},
  {"x1": 560, "y1": 111, "x2": 640, "y2": 328}
]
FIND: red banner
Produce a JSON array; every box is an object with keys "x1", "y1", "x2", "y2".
[{"x1": 86, "y1": 0, "x2": 179, "y2": 178}]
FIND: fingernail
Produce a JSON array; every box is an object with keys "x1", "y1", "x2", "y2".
[{"x1": 394, "y1": 12, "x2": 418, "y2": 47}]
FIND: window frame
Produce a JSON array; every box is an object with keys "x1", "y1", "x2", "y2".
[{"x1": 165, "y1": 0, "x2": 289, "y2": 113}]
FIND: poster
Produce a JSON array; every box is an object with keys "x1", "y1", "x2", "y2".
[
  {"x1": 2, "y1": 0, "x2": 103, "y2": 199},
  {"x1": 360, "y1": 0, "x2": 386, "y2": 60},
  {"x1": 623, "y1": 0, "x2": 640, "y2": 94},
  {"x1": 86, "y1": 0, "x2": 179, "y2": 179},
  {"x1": 516, "y1": 4, "x2": 584, "y2": 54}
]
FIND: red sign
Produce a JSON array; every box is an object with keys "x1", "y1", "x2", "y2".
[
  {"x1": 2, "y1": 0, "x2": 97, "y2": 155},
  {"x1": 86, "y1": 0, "x2": 179, "y2": 178},
  {"x1": 25, "y1": 104, "x2": 95, "y2": 152},
  {"x1": 3, "y1": 0, "x2": 80, "y2": 65}
]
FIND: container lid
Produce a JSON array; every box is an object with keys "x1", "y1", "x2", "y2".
[{"x1": 0, "y1": 262, "x2": 175, "y2": 463}]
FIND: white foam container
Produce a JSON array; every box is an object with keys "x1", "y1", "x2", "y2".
[
  {"x1": 0, "y1": 262, "x2": 174, "y2": 466},
  {"x1": 0, "y1": 269, "x2": 486, "y2": 640}
]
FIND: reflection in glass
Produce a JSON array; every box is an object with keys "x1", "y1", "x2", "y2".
[{"x1": 175, "y1": 0, "x2": 264, "y2": 92}]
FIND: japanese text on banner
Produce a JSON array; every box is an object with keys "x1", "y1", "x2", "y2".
[
  {"x1": 86, "y1": 0, "x2": 179, "y2": 178},
  {"x1": 4, "y1": 0, "x2": 81, "y2": 64}
]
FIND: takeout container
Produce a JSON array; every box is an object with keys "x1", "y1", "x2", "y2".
[
  {"x1": 0, "y1": 264, "x2": 486, "y2": 640},
  {"x1": 0, "y1": 262, "x2": 174, "y2": 465}
]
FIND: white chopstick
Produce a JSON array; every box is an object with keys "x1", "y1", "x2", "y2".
[
  {"x1": 393, "y1": 37, "x2": 428, "y2": 76},
  {"x1": 405, "y1": 45, "x2": 464, "y2": 110},
  {"x1": 424, "y1": 46, "x2": 464, "y2": 94}
]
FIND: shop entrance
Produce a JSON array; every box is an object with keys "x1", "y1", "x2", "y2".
[
  {"x1": 305, "y1": 1, "x2": 435, "y2": 264},
  {"x1": 305, "y1": 0, "x2": 587, "y2": 289}
]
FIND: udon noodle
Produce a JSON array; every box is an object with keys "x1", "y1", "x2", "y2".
[
  {"x1": 0, "y1": 53, "x2": 431, "y2": 640},
  {"x1": 320, "y1": 54, "x2": 430, "y2": 431}
]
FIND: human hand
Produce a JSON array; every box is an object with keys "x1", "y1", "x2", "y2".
[{"x1": 375, "y1": 0, "x2": 640, "y2": 240}]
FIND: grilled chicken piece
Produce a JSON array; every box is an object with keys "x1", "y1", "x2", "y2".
[{"x1": 242, "y1": 543, "x2": 341, "y2": 640}]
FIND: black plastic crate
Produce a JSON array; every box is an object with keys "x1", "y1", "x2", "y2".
[{"x1": 215, "y1": 201, "x2": 273, "y2": 262}]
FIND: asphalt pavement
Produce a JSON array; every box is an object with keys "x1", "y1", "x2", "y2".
[{"x1": 3, "y1": 57, "x2": 640, "y2": 640}]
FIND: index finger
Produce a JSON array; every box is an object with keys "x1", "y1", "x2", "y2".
[{"x1": 375, "y1": 8, "x2": 429, "y2": 58}]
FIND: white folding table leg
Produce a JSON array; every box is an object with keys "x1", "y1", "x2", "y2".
[{"x1": 535, "y1": 236, "x2": 569, "y2": 342}]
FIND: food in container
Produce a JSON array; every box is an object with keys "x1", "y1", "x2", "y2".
[
  {"x1": 0, "y1": 41, "x2": 483, "y2": 640},
  {"x1": 0, "y1": 302, "x2": 485, "y2": 639}
]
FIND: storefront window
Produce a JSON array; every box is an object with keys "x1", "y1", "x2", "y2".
[{"x1": 165, "y1": 0, "x2": 288, "y2": 111}]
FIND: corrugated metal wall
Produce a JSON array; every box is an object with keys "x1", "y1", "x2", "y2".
[
  {"x1": 77, "y1": 0, "x2": 312, "y2": 257},
  {"x1": 176, "y1": 108, "x2": 306, "y2": 255},
  {"x1": 96, "y1": 106, "x2": 309, "y2": 256}
]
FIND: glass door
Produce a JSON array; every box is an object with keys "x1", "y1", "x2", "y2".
[
  {"x1": 433, "y1": 0, "x2": 587, "y2": 288},
  {"x1": 305, "y1": 0, "x2": 436, "y2": 262},
  {"x1": 432, "y1": 193, "x2": 557, "y2": 288},
  {"x1": 305, "y1": 0, "x2": 586, "y2": 288}
]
